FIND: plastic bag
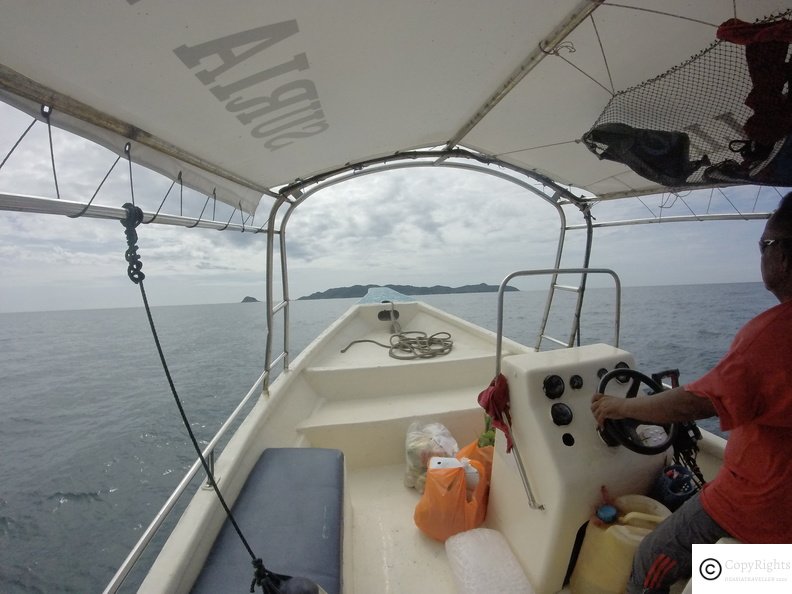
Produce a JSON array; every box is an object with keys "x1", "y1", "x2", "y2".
[
  {"x1": 446, "y1": 529, "x2": 534, "y2": 594},
  {"x1": 414, "y1": 458, "x2": 488, "y2": 541},
  {"x1": 404, "y1": 421, "x2": 458, "y2": 493},
  {"x1": 650, "y1": 464, "x2": 698, "y2": 511}
]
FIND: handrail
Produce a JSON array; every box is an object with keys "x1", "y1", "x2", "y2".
[
  {"x1": 493, "y1": 268, "x2": 621, "y2": 510},
  {"x1": 496, "y1": 268, "x2": 621, "y2": 373},
  {"x1": 102, "y1": 369, "x2": 268, "y2": 594},
  {"x1": 0, "y1": 192, "x2": 266, "y2": 233}
]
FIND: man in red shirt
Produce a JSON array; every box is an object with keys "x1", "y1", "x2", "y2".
[{"x1": 591, "y1": 192, "x2": 792, "y2": 593}]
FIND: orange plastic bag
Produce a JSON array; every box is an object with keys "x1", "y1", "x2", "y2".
[{"x1": 414, "y1": 458, "x2": 488, "y2": 541}]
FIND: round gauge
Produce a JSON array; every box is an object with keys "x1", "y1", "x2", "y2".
[
  {"x1": 615, "y1": 361, "x2": 631, "y2": 383},
  {"x1": 543, "y1": 375, "x2": 565, "y2": 399},
  {"x1": 551, "y1": 402, "x2": 573, "y2": 426}
]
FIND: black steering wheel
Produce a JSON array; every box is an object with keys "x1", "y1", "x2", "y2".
[{"x1": 597, "y1": 368, "x2": 678, "y2": 455}]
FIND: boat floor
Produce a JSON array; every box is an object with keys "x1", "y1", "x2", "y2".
[
  {"x1": 348, "y1": 463, "x2": 456, "y2": 593},
  {"x1": 348, "y1": 462, "x2": 575, "y2": 594}
]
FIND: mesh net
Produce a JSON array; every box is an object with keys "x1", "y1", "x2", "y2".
[{"x1": 583, "y1": 11, "x2": 792, "y2": 189}]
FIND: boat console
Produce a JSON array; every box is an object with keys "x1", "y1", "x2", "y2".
[{"x1": 488, "y1": 344, "x2": 668, "y2": 594}]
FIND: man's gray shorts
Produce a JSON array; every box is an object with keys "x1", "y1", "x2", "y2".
[{"x1": 626, "y1": 492, "x2": 731, "y2": 594}]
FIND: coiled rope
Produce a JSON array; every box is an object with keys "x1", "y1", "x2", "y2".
[{"x1": 341, "y1": 331, "x2": 453, "y2": 359}]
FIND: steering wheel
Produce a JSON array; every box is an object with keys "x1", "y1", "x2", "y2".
[{"x1": 597, "y1": 368, "x2": 678, "y2": 455}]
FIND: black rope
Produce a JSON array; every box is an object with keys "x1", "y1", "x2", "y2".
[
  {"x1": 250, "y1": 561, "x2": 292, "y2": 594},
  {"x1": 118, "y1": 204, "x2": 289, "y2": 592},
  {"x1": 124, "y1": 143, "x2": 135, "y2": 207},
  {"x1": 146, "y1": 175, "x2": 179, "y2": 224},
  {"x1": 239, "y1": 202, "x2": 249, "y2": 232},
  {"x1": 254, "y1": 219, "x2": 268, "y2": 233},
  {"x1": 219, "y1": 205, "x2": 238, "y2": 231},
  {"x1": 42, "y1": 105, "x2": 61, "y2": 199},
  {"x1": 121, "y1": 203, "x2": 145, "y2": 284},
  {"x1": 188, "y1": 190, "x2": 213, "y2": 228},
  {"x1": 0, "y1": 117, "x2": 36, "y2": 171},
  {"x1": 69, "y1": 154, "x2": 122, "y2": 219}
]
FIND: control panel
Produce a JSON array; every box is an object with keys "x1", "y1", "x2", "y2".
[{"x1": 487, "y1": 343, "x2": 667, "y2": 594}]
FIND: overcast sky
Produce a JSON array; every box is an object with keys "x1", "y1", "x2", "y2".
[{"x1": 0, "y1": 102, "x2": 785, "y2": 314}]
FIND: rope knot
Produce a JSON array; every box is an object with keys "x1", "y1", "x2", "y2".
[
  {"x1": 250, "y1": 558, "x2": 267, "y2": 593},
  {"x1": 250, "y1": 558, "x2": 290, "y2": 593},
  {"x1": 121, "y1": 202, "x2": 145, "y2": 284}
]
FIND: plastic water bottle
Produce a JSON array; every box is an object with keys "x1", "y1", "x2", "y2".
[
  {"x1": 428, "y1": 456, "x2": 462, "y2": 470},
  {"x1": 461, "y1": 458, "x2": 479, "y2": 495},
  {"x1": 428, "y1": 457, "x2": 478, "y2": 500}
]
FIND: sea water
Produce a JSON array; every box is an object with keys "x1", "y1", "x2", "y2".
[{"x1": 0, "y1": 283, "x2": 776, "y2": 593}]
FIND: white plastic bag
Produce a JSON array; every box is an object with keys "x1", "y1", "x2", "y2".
[
  {"x1": 445, "y1": 529, "x2": 534, "y2": 594},
  {"x1": 404, "y1": 421, "x2": 458, "y2": 493}
]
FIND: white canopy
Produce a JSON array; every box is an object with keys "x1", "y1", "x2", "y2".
[{"x1": 0, "y1": 0, "x2": 787, "y2": 213}]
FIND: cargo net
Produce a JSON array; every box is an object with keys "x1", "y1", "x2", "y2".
[{"x1": 583, "y1": 11, "x2": 792, "y2": 189}]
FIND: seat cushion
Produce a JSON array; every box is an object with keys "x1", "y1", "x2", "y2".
[{"x1": 191, "y1": 448, "x2": 344, "y2": 594}]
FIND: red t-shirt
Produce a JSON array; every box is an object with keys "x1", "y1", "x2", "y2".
[{"x1": 685, "y1": 300, "x2": 792, "y2": 543}]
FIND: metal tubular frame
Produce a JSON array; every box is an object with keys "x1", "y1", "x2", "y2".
[
  {"x1": 495, "y1": 268, "x2": 622, "y2": 371},
  {"x1": 533, "y1": 192, "x2": 570, "y2": 350},
  {"x1": 566, "y1": 211, "x2": 772, "y2": 229},
  {"x1": 253, "y1": 156, "x2": 600, "y2": 516},
  {"x1": 262, "y1": 193, "x2": 292, "y2": 391},
  {"x1": 0, "y1": 192, "x2": 268, "y2": 233},
  {"x1": 565, "y1": 206, "x2": 595, "y2": 348},
  {"x1": 259, "y1": 155, "x2": 576, "y2": 385},
  {"x1": 4, "y1": 150, "x2": 594, "y2": 594},
  {"x1": 266, "y1": 150, "x2": 584, "y2": 380}
]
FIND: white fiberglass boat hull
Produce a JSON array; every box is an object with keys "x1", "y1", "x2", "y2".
[{"x1": 141, "y1": 299, "x2": 725, "y2": 594}]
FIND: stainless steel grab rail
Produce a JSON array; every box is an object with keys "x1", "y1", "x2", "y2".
[
  {"x1": 496, "y1": 268, "x2": 621, "y2": 371},
  {"x1": 102, "y1": 369, "x2": 268, "y2": 594}
]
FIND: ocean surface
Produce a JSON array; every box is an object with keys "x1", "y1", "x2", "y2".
[{"x1": 0, "y1": 282, "x2": 777, "y2": 593}]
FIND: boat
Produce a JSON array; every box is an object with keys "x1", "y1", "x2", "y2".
[{"x1": 1, "y1": 1, "x2": 790, "y2": 593}]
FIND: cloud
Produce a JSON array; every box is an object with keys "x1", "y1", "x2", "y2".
[{"x1": 0, "y1": 101, "x2": 784, "y2": 312}]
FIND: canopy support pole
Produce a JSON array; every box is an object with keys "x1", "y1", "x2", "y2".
[
  {"x1": 445, "y1": 0, "x2": 605, "y2": 148},
  {"x1": 0, "y1": 192, "x2": 268, "y2": 233}
]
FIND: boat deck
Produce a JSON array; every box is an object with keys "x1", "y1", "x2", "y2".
[
  {"x1": 293, "y1": 302, "x2": 539, "y2": 591},
  {"x1": 140, "y1": 302, "x2": 713, "y2": 594},
  {"x1": 347, "y1": 462, "x2": 580, "y2": 594},
  {"x1": 348, "y1": 463, "x2": 456, "y2": 593}
]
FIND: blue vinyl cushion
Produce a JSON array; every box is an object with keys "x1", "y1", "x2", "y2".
[{"x1": 191, "y1": 448, "x2": 344, "y2": 594}]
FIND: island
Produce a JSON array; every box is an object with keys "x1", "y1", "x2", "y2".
[
  {"x1": 241, "y1": 296, "x2": 261, "y2": 303},
  {"x1": 298, "y1": 283, "x2": 517, "y2": 300}
]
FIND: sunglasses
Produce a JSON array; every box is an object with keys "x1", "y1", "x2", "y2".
[{"x1": 759, "y1": 238, "x2": 782, "y2": 254}]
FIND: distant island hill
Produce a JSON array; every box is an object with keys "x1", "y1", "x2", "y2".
[{"x1": 297, "y1": 283, "x2": 518, "y2": 300}]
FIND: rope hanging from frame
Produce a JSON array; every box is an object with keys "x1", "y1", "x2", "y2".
[{"x1": 117, "y1": 147, "x2": 321, "y2": 593}]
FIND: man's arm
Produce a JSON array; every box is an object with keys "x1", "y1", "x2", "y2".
[{"x1": 591, "y1": 386, "x2": 717, "y2": 427}]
